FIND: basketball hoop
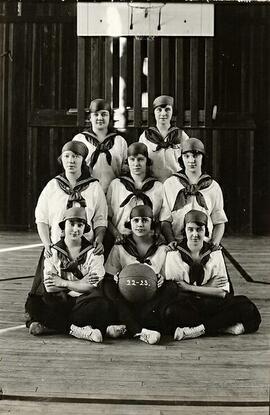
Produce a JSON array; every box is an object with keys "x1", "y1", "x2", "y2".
[{"x1": 128, "y1": 3, "x2": 166, "y2": 32}]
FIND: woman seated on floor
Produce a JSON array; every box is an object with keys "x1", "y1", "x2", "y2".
[
  {"x1": 164, "y1": 210, "x2": 261, "y2": 341},
  {"x1": 25, "y1": 207, "x2": 116, "y2": 343},
  {"x1": 103, "y1": 205, "x2": 179, "y2": 345}
]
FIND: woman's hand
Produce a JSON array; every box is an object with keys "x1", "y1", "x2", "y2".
[
  {"x1": 204, "y1": 275, "x2": 228, "y2": 288},
  {"x1": 44, "y1": 244, "x2": 52, "y2": 258},
  {"x1": 176, "y1": 279, "x2": 190, "y2": 291},
  {"x1": 88, "y1": 273, "x2": 99, "y2": 286},
  {"x1": 114, "y1": 233, "x2": 126, "y2": 245},
  {"x1": 113, "y1": 273, "x2": 119, "y2": 284},
  {"x1": 93, "y1": 241, "x2": 104, "y2": 255},
  {"x1": 157, "y1": 274, "x2": 164, "y2": 288},
  {"x1": 166, "y1": 241, "x2": 178, "y2": 251},
  {"x1": 44, "y1": 272, "x2": 66, "y2": 289}
]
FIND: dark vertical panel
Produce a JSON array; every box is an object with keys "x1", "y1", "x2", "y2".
[
  {"x1": 248, "y1": 24, "x2": 254, "y2": 114},
  {"x1": 91, "y1": 37, "x2": 102, "y2": 99},
  {"x1": 190, "y1": 37, "x2": 198, "y2": 127},
  {"x1": 160, "y1": 37, "x2": 169, "y2": 94},
  {"x1": 211, "y1": 129, "x2": 220, "y2": 180},
  {"x1": 248, "y1": 130, "x2": 254, "y2": 234},
  {"x1": 104, "y1": 37, "x2": 113, "y2": 104},
  {"x1": 85, "y1": 37, "x2": 91, "y2": 106},
  {"x1": 49, "y1": 128, "x2": 59, "y2": 178},
  {"x1": 11, "y1": 21, "x2": 30, "y2": 225},
  {"x1": 51, "y1": 23, "x2": 57, "y2": 109},
  {"x1": 57, "y1": 23, "x2": 63, "y2": 108},
  {"x1": 147, "y1": 38, "x2": 155, "y2": 126},
  {"x1": 6, "y1": 23, "x2": 14, "y2": 226},
  {"x1": 240, "y1": 30, "x2": 248, "y2": 113},
  {"x1": 99, "y1": 37, "x2": 105, "y2": 97},
  {"x1": 77, "y1": 36, "x2": 85, "y2": 127},
  {"x1": 27, "y1": 127, "x2": 38, "y2": 229},
  {"x1": 112, "y1": 38, "x2": 119, "y2": 109},
  {"x1": 133, "y1": 38, "x2": 142, "y2": 127},
  {"x1": 204, "y1": 38, "x2": 213, "y2": 125},
  {"x1": 0, "y1": 23, "x2": 8, "y2": 224},
  {"x1": 175, "y1": 38, "x2": 184, "y2": 127}
]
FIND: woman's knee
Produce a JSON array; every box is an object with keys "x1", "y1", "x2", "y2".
[{"x1": 236, "y1": 296, "x2": 262, "y2": 333}]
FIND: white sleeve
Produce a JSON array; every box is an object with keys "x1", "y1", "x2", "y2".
[
  {"x1": 43, "y1": 253, "x2": 63, "y2": 293},
  {"x1": 105, "y1": 245, "x2": 122, "y2": 275},
  {"x1": 209, "y1": 251, "x2": 230, "y2": 292},
  {"x1": 35, "y1": 182, "x2": 50, "y2": 224},
  {"x1": 165, "y1": 251, "x2": 189, "y2": 282},
  {"x1": 139, "y1": 131, "x2": 146, "y2": 143},
  {"x1": 72, "y1": 133, "x2": 86, "y2": 141},
  {"x1": 92, "y1": 183, "x2": 108, "y2": 228},
  {"x1": 159, "y1": 185, "x2": 172, "y2": 222},
  {"x1": 43, "y1": 254, "x2": 59, "y2": 280},
  {"x1": 211, "y1": 182, "x2": 228, "y2": 225},
  {"x1": 81, "y1": 251, "x2": 105, "y2": 281}
]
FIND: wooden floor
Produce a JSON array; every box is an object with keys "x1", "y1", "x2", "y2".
[{"x1": 0, "y1": 232, "x2": 269, "y2": 415}]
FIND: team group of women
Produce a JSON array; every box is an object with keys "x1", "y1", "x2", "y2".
[{"x1": 25, "y1": 95, "x2": 261, "y2": 345}]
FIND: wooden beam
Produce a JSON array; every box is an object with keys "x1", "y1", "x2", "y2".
[
  {"x1": 77, "y1": 37, "x2": 85, "y2": 128},
  {"x1": 133, "y1": 38, "x2": 142, "y2": 127},
  {"x1": 161, "y1": 37, "x2": 170, "y2": 95},
  {"x1": 104, "y1": 37, "x2": 113, "y2": 104},
  {"x1": 204, "y1": 37, "x2": 213, "y2": 126},
  {"x1": 175, "y1": 38, "x2": 184, "y2": 127},
  {"x1": 190, "y1": 37, "x2": 199, "y2": 127}
]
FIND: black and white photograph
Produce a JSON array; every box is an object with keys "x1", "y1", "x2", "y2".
[{"x1": 0, "y1": 0, "x2": 269, "y2": 414}]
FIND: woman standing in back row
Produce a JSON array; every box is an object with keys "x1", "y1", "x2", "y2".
[
  {"x1": 73, "y1": 98, "x2": 127, "y2": 193},
  {"x1": 139, "y1": 95, "x2": 189, "y2": 182}
]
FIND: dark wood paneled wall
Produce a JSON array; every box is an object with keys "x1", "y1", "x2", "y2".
[
  {"x1": 0, "y1": 2, "x2": 269, "y2": 234},
  {"x1": 0, "y1": 2, "x2": 78, "y2": 228}
]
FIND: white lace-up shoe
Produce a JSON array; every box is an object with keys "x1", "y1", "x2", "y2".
[
  {"x1": 174, "y1": 324, "x2": 205, "y2": 341},
  {"x1": 106, "y1": 325, "x2": 127, "y2": 338},
  {"x1": 137, "y1": 328, "x2": 161, "y2": 345},
  {"x1": 70, "y1": 324, "x2": 103, "y2": 343},
  {"x1": 222, "y1": 322, "x2": 245, "y2": 335}
]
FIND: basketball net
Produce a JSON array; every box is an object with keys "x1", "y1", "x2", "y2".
[{"x1": 128, "y1": 3, "x2": 166, "y2": 39}]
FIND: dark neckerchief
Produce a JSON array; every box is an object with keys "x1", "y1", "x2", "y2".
[
  {"x1": 177, "y1": 239, "x2": 219, "y2": 286},
  {"x1": 81, "y1": 128, "x2": 117, "y2": 168},
  {"x1": 145, "y1": 126, "x2": 183, "y2": 151},
  {"x1": 55, "y1": 170, "x2": 98, "y2": 209},
  {"x1": 119, "y1": 174, "x2": 157, "y2": 209},
  {"x1": 121, "y1": 234, "x2": 164, "y2": 266},
  {"x1": 171, "y1": 172, "x2": 212, "y2": 211},
  {"x1": 52, "y1": 236, "x2": 94, "y2": 280}
]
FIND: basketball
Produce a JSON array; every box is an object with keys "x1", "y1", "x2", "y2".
[{"x1": 118, "y1": 264, "x2": 158, "y2": 303}]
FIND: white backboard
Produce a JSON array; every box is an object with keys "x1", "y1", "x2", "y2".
[{"x1": 77, "y1": 2, "x2": 214, "y2": 37}]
